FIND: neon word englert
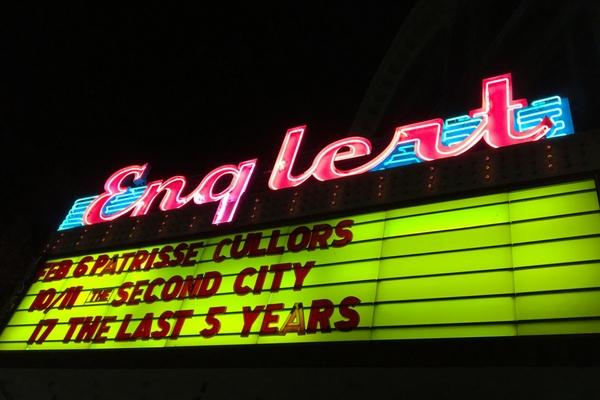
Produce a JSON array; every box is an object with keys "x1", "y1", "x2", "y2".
[{"x1": 60, "y1": 73, "x2": 572, "y2": 230}]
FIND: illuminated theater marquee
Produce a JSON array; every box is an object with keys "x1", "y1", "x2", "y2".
[
  {"x1": 1, "y1": 180, "x2": 599, "y2": 350},
  {"x1": 59, "y1": 73, "x2": 574, "y2": 230},
  {"x1": 0, "y1": 71, "x2": 595, "y2": 351}
]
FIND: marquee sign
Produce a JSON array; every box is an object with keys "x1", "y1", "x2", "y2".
[
  {"x1": 58, "y1": 73, "x2": 574, "y2": 231},
  {"x1": 1, "y1": 179, "x2": 598, "y2": 350}
]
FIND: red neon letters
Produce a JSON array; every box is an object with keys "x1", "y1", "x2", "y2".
[
  {"x1": 392, "y1": 73, "x2": 553, "y2": 161},
  {"x1": 269, "y1": 127, "x2": 402, "y2": 189},
  {"x1": 82, "y1": 73, "x2": 556, "y2": 227},
  {"x1": 269, "y1": 73, "x2": 553, "y2": 188},
  {"x1": 83, "y1": 160, "x2": 257, "y2": 226}
]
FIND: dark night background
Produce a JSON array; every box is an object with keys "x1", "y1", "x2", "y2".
[{"x1": 0, "y1": 1, "x2": 599, "y2": 398}]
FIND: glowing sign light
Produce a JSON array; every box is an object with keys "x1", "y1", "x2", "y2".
[
  {"x1": 3, "y1": 179, "x2": 600, "y2": 350},
  {"x1": 59, "y1": 187, "x2": 147, "y2": 231},
  {"x1": 270, "y1": 73, "x2": 558, "y2": 187},
  {"x1": 375, "y1": 94, "x2": 574, "y2": 171},
  {"x1": 59, "y1": 73, "x2": 574, "y2": 230},
  {"x1": 517, "y1": 96, "x2": 574, "y2": 138},
  {"x1": 268, "y1": 126, "x2": 403, "y2": 189},
  {"x1": 81, "y1": 160, "x2": 257, "y2": 227}
]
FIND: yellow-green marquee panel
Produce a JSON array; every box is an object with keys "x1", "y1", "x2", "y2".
[{"x1": 0, "y1": 178, "x2": 598, "y2": 350}]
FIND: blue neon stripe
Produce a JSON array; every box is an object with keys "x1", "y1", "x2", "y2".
[
  {"x1": 442, "y1": 115, "x2": 482, "y2": 146},
  {"x1": 104, "y1": 186, "x2": 146, "y2": 214},
  {"x1": 372, "y1": 95, "x2": 574, "y2": 172},
  {"x1": 515, "y1": 96, "x2": 574, "y2": 138},
  {"x1": 57, "y1": 186, "x2": 146, "y2": 231},
  {"x1": 371, "y1": 143, "x2": 422, "y2": 171}
]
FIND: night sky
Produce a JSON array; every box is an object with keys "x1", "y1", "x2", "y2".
[{"x1": 1, "y1": 4, "x2": 414, "y2": 265}]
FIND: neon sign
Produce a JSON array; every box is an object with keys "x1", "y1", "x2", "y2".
[
  {"x1": 83, "y1": 161, "x2": 258, "y2": 226},
  {"x1": 59, "y1": 73, "x2": 574, "y2": 230}
]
